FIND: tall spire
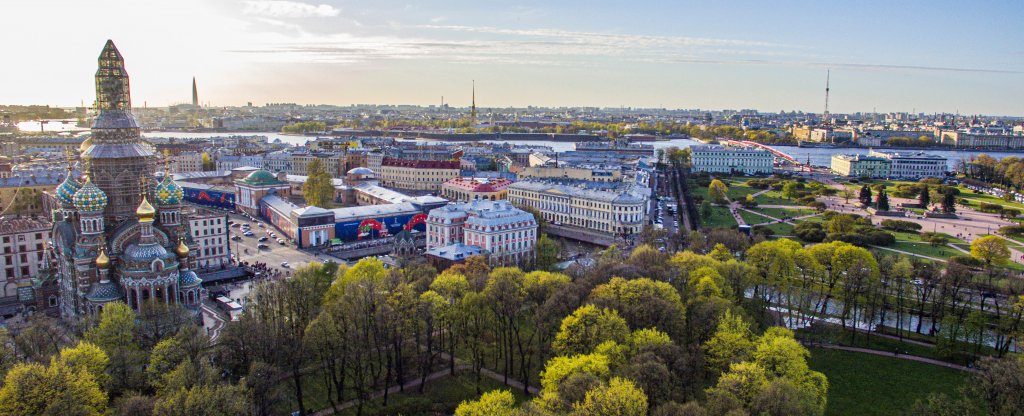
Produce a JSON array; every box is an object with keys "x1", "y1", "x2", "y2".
[
  {"x1": 192, "y1": 76, "x2": 199, "y2": 107},
  {"x1": 470, "y1": 80, "x2": 476, "y2": 125},
  {"x1": 95, "y1": 40, "x2": 131, "y2": 111}
]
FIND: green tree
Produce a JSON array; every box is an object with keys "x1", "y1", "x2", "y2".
[
  {"x1": 858, "y1": 185, "x2": 872, "y2": 205},
  {"x1": 552, "y1": 305, "x2": 630, "y2": 356},
  {"x1": 782, "y1": 182, "x2": 799, "y2": 201},
  {"x1": 455, "y1": 390, "x2": 516, "y2": 416},
  {"x1": 201, "y1": 152, "x2": 214, "y2": 171},
  {"x1": 919, "y1": 184, "x2": 930, "y2": 207},
  {"x1": 85, "y1": 302, "x2": 145, "y2": 394},
  {"x1": 536, "y1": 233, "x2": 559, "y2": 271},
  {"x1": 570, "y1": 377, "x2": 649, "y2": 416},
  {"x1": 152, "y1": 383, "x2": 249, "y2": 416},
  {"x1": 942, "y1": 189, "x2": 957, "y2": 214},
  {"x1": 0, "y1": 359, "x2": 108, "y2": 416},
  {"x1": 703, "y1": 310, "x2": 754, "y2": 374},
  {"x1": 303, "y1": 159, "x2": 335, "y2": 208},
  {"x1": 970, "y1": 235, "x2": 1011, "y2": 267},
  {"x1": 588, "y1": 277, "x2": 686, "y2": 338},
  {"x1": 708, "y1": 179, "x2": 729, "y2": 205},
  {"x1": 57, "y1": 341, "x2": 110, "y2": 389},
  {"x1": 875, "y1": 189, "x2": 890, "y2": 211}
]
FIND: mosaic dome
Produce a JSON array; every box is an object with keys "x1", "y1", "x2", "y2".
[
  {"x1": 178, "y1": 270, "x2": 202, "y2": 288},
  {"x1": 55, "y1": 171, "x2": 82, "y2": 206},
  {"x1": 154, "y1": 175, "x2": 183, "y2": 205},
  {"x1": 73, "y1": 178, "x2": 108, "y2": 212}
]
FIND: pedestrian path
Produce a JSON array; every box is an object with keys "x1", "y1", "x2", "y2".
[{"x1": 805, "y1": 343, "x2": 978, "y2": 373}]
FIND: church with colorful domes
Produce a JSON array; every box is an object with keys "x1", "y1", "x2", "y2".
[{"x1": 52, "y1": 40, "x2": 204, "y2": 317}]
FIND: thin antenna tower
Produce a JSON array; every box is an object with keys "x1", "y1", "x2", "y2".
[{"x1": 823, "y1": 69, "x2": 831, "y2": 125}]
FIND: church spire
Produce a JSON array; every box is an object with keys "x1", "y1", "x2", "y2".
[
  {"x1": 95, "y1": 40, "x2": 131, "y2": 111},
  {"x1": 192, "y1": 76, "x2": 198, "y2": 107}
]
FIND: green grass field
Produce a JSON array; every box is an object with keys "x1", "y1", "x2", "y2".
[
  {"x1": 886, "y1": 241, "x2": 964, "y2": 259},
  {"x1": 957, "y1": 187, "x2": 1024, "y2": 211},
  {"x1": 739, "y1": 210, "x2": 773, "y2": 225},
  {"x1": 754, "y1": 206, "x2": 817, "y2": 219},
  {"x1": 701, "y1": 205, "x2": 738, "y2": 228},
  {"x1": 759, "y1": 221, "x2": 795, "y2": 236},
  {"x1": 808, "y1": 348, "x2": 970, "y2": 416}
]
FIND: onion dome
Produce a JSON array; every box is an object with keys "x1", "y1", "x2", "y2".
[
  {"x1": 178, "y1": 269, "x2": 202, "y2": 288},
  {"x1": 85, "y1": 279, "x2": 123, "y2": 303},
  {"x1": 175, "y1": 239, "x2": 189, "y2": 258},
  {"x1": 79, "y1": 137, "x2": 93, "y2": 153},
  {"x1": 123, "y1": 242, "x2": 168, "y2": 261},
  {"x1": 154, "y1": 175, "x2": 183, "y2": 205},
  {"x1": 55, "y1": 169, "x2": 82, "y2": 206},
  {"x1": 73, "y1": 177, "x2": 108, "y2": 212},
  {"x1": 95, "y1": 248, "x2": 110, "y2": 268},
  {"x1": 136, "y1": 196, "x2": 155, "y2": 222}
]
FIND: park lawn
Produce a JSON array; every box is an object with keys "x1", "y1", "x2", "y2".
[
  {"x1": 889, "y1": 230, "x2": 965, "y2": 245},
  {"x1": 739, "y1": 210, "x2": 773, "y2": 225},
  {"x1": 754, "y1": 206, "x2": 816, "y2": 220},
  {"x1": 334, "y1": 372, "x2": 532, "y2": 416},
  {"x1": 808, "y1": 348, "x2": 971, "y2": 416},
  {"x1": 885, "y1": 241, "x2": 964, "y2": 259},
  {"x1": 701, "y1": 205, "x2": 738, "y2": 228},
  {"x1": 754, "y1": 188, "x2": 801, "y2": 206},
  {"x1": 759, "y1": 221, "x2": 795, "y2": 236},
  {"x1": 957, "y1": 187, "x2": 1024, "y2": 211}
]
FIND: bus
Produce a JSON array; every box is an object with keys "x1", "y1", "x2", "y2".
[{"x1": 214, "y1": 295, "x2": 243, "y2": 321}]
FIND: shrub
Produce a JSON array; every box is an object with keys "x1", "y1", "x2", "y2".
[
  {"x1": 807, "y1": 201, "x2": 827, "y2": 212},
  {"x1": 794, "y1": 222, "x2": 826, "y2": 242},
  {"x1": 752, "y1": 226, "x2": 775, "y2": 238},
  {"x1": 881, "y1": 219, "x2": 923, "y2": 232},
  {"x1": 999, "y1": 225, "x2": 1024, "y2": 236},
  {"x1": 826, "y1": 232, "x2": 866, "y2": 246},
  {"x1": 979, "y1": 202, "x2": 1003, "y2": 213},
  {"x1": 949, "y1": 255, "x2": 984, "y2": 267},
  {"x1": 864, "y1": 230, "x2": 896, "y2": 246}
]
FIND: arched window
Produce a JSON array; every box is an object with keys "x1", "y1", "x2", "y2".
[{"x1": 152, "y1": 259, "x2": 165, "y2": 272}]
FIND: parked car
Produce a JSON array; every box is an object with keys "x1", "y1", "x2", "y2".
[
  {"x1": 257, "y1": 243, "x2": 269, "y2": 250},
  {"x1": 280, "y1": 262, "x2": 290, "y2": 268},
  {"x1": 258, "y1": 237, "x2": 268, "y2": 242}
]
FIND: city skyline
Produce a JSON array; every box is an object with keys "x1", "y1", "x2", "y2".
[{"x1": 4, "y1": 0, "x2": 1024, "y2": 115}]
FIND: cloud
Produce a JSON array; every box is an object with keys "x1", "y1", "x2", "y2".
[{"x1": 242, "y1": 1, "x2": 339, "y2": 18}]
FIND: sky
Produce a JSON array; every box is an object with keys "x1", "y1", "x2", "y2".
[{"x1": 4, "y1": 0, "x2": 1024, "y2": 115}]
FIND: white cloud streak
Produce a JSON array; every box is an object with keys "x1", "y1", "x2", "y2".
[{"x1": 242, "y1": 0, "x2": 339, "y2": 18}]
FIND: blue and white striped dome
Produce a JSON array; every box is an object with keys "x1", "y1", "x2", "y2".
[{"x1": 55, "y1": 171, "x2": 82, "y2": 206}]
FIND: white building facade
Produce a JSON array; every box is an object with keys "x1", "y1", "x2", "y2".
[
  {"x1": 871, "y1": 150, "x2": 947, "y2": 179},
  {"x1": 507, "y1": 179, "x2": 649, "y2": 237},
  {"x1": 690, "y1": 145, "x2": 773, "y2": 175}
]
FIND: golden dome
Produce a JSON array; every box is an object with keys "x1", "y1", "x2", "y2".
[
  {"x1": 79, "y1": 137, "x2": 93, "y2": 153},
  {"x1": 175, "y1": 240, "x2": 190, "y2": 258},
  {"x1": 95, "y1": 248, "x2": 110, "y2": 268},
  {"x1": 136, "y1": 196, "x2": 156, "y2": 222}
]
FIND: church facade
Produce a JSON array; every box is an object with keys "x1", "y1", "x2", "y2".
[{"x1": 53, "y1": 40, "x2": 204, "y2": 317}]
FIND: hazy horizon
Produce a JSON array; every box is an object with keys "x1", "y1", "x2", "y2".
[{"x1": 4, "y1": 0, "x2": 1023, "y2": 115}]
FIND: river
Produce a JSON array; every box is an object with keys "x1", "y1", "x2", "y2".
[{"x1": 19, "y1": 124, "x2": 1012, "y2": 170}]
